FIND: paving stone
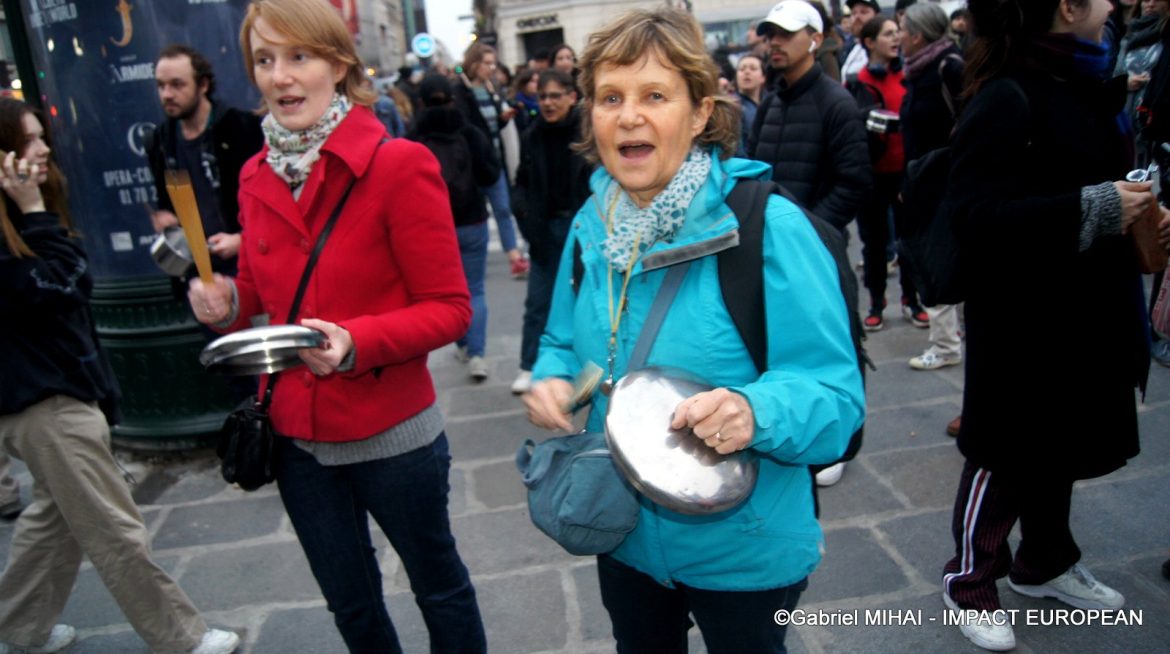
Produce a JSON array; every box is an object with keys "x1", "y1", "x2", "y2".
[
  {"x1": 1130, "y1": 404, "x2": 1170, "y2": 473},
  {"x1": 60, "y1": 556, "x2": 181, "y2": 630},
  {"x1": 152, "y1": 495, "x2": 285, "y2": 549},
  {"x1": 863, "y1": 362, "x2": 961, "y2": 411},
  {"x1": 252, "y1": 605, "x2": 347, "y2": 654},
  {"x1": 478, "y1": 570, "x2": 568, "y2": 652},
  {"x1": 865, "y1": 444, "x2": 966, "y2": 510},
  {"x1": 134, "y1": 461, "x2": 229, "y2": 506},
  {"x1": 445, "y1": 412, "x2": 549, "y2": 462},
  {"x1": 804, "y1": 527, "x2": 911, "y2": 604},
  {"x1": 445, "y1": 508, "x2": 575, "y2": 576},
  {"x1": 817, "y1": 457, "x2": 905, "y2": 521},
  {"x1": 471, "y1": 460, "x2": 526, "y2": 509},
  {"x1": 1070, "y1": 473, "x2": 1170, "y2": 562},
  {"x1": 874, "y1": 510, "x2": 956, "y2": 587},
  {"x1": 445, "y1": 383, "x2": 527, "y2": 419},
  {"x1": 180, "y1": 541, "x2": 320, "y2": 611},
  {"x1": 68, "y1": 630, "x2": 151, "y2": 653},
  {"x1": 860, "y1": 400, "x2": 964, "y2": 454},
  {"x1": 573, "y1": 562, "x2": 609, "y2": 643},
  {"x1": 804, "y1": 590, "x2": 988, "y2": 654}
]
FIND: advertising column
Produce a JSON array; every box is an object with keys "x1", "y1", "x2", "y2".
[{"x1": 15, "y1": 0, "x2": 259, "y2": 449}]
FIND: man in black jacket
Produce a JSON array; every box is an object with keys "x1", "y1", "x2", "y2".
[
  {"x1": 749, "y1": 0, "x2": 872, "y2": 233},
  {"x1": 509, "y1": 70, "x2": 592, "y2": 394},
  {"x1": 147, "y1": 44, "x2": 263, "y2": 277}
]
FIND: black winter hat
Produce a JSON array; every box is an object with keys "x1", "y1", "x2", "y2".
[
  {"x1": 847, "y1": 0, "x2": 882, "y2": 12},
  {"x1": 420, "y1": 74, "x2": 454, "y2": 107}
]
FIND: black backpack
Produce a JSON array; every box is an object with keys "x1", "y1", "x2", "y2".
[
  {"x1": 572, "y1": 178, "x2": 870, "y2": 471},
  {"x1": 418, "y1": 130, "x2": 478, "y2": 220}
]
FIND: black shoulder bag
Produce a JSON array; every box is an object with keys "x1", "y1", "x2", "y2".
[{"x1": 218, "y1": 176, "x2": 360, "y2": 490}]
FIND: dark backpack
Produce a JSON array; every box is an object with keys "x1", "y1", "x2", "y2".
[
  {"x1": 899, "y1": 77, "x2": 1027, "y2": 307},
  {"x1": 418, "y1": 130, "x2": 478, "y2": 220},
  {"x1": 571, "y1": 178, "x2": 870, "y2": 466}
]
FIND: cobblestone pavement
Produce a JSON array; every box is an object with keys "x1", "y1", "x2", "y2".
[{"x1": 2, "y1": 238, "x2": 1168, "y2": 653}]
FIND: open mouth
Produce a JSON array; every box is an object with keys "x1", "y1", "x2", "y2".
[
  {"x1": 618, "y1": 141, "x2": 654, "y2": 159},
  {"x1": 277, "y1": 96, "x2": 305, "y2": 110}
]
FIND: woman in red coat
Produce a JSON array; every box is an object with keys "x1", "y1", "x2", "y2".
[{"x1": 187, "y1": 1, "x2": 485, "y2": 651}]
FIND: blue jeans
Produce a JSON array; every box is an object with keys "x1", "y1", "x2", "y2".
[
  {"x1": 276, "y1": 434, "x2": 485, "y2": 654},
  {"x1": 481, "y1": 170, "x2": 519, "y2": 253},
  {"x1": 597, "y1": 555, "x2": 805, "y2": 654},
  {"x1": 455, "y1": 222, "x2": 488, "y2": 358},
  {"x1": 520, "y1": 257, "x2": 558, "y2": 370}
]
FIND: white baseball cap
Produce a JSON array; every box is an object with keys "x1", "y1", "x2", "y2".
[{"x1": 758, "y1": 1, "x2": 825, "y2": 35}]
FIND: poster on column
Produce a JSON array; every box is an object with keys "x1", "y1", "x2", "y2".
[{"x1": 17, "y1": 0, "x2": 259, "y2": 279}]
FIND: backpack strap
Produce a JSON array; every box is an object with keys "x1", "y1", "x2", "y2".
[{"x1": 720, "y1": 180, "x2": 771, "y2": 374}]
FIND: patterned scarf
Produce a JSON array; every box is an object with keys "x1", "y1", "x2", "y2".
[
  {"x1": 262, "y1": 93, "x2": 351, "y2": 188},
  {"x1": 601, "y1": 147, "x2": 711, "y2": 270}
]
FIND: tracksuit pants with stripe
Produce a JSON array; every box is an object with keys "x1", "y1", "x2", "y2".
[{"x1": 942, "y1": 459, "x2": 1081, "y2": 611}]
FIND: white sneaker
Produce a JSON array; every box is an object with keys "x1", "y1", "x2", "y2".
[
  {"x1": 1008, "y1": 563, "x2": 1124, "y2": 609},
  {"x1": 0, "y1": 624, "x2": 76, "y2": 654},
  {"x1": 942, "y1": 592, "x2": 1016, "y2": 651},
  {"x1": 468, "y1": 356, "x2": 489, "y2": 381},
  {"x1": 909, "y1": 351, "x2": 962, "y2": 370},
  {"x1": 511, "y1": 370, "x2": 533, "y2": 394},
  {"x1": 815, "y1": 462, "x2": 845, "y2": 487}
]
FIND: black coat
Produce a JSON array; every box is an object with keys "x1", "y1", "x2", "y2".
[
  {"x1": 512, "y1": 108, "x2": 592, "y2": 264},
  {"x1": 146, "y1": 101, "x2": 263, "y2": 236},
  {"x1": 901, "y1": 44, "x2": 964, "y2": 162},
  {"x1": 949, "y1": 68, "x2": 1146, "y2": 479},
  {"x1": 748, "y1": 64, "x2": 872, "y2": 231},
  {"x1": 0, "y1": 210, "x2": 120, "y2": 422},
  {"x1": 408, "y1": 105, "x2": 499, "y2": 226}
]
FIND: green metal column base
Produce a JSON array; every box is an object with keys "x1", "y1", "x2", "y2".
[{"x1": 91, "y1": 276, "x2": 239, "y2": 451}]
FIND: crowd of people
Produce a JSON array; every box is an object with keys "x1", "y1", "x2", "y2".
[{"x1": 2, "y1": 0, "x2": 1169, "y2": 653}]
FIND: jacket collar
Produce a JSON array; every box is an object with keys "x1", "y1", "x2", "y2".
[
  {"x1": 778, "y1": 63, "x2": 824, "y2": 101},
  {"x1": 239, "y1": 106, "x2": 386, "y2": 236},
  {"x1": 583, "y1": 150, "x2": 772, "y2": 273}
]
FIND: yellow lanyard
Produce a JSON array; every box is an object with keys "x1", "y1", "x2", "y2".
[{"x1": 602, "y1": 190, "x2": 640, "y2": 393}]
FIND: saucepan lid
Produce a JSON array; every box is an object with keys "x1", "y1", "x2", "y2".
[
  {"x1": 604, "y1": 367, "x2": 759, "y2": 515},
  {"x1": 199, "y1": 325, "x2": 326, "y2": 376},
  {"x1": 149, "y1": 226, "x2": 194, "y2": 277}
]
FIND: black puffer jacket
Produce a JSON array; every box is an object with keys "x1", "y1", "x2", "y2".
[
  {"x1": 512, "y1": 108, "x2": 592, "y2": 264},
  {"x1": 0, "y1": 209, "x2": 120, "y2": 422},
  {"x1": 748, "y1": 64, "x2": 872, "y2": 230}
]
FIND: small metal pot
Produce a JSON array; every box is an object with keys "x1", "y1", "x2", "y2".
[
  {"x1": 866, "y1": 108, "x2": 901, "y2": 134},
  {"x1": 605, "y1": 367, "x2": 759, "y2": 515},
  {"x1": 149, "y1": 226, "x2": 194, "y2": 277}
]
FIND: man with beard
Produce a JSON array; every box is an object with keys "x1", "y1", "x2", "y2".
[
  {"x1": 147, "y1": 44, "x2": 262, "y2": 277},
  {"x1": 748, "y1": 0, "x2": 871, "y2": 234},
  {"x1": 840, "y1": 0, "x2": 881, "y2": 80}
]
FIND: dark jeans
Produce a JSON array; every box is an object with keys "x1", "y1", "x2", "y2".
[
  {"x1": 857, "y1": 172, "x2": 919, "y2": 310},
  {"x1": 276, "y1": 434, "x2": 486, "y2": 654},
  {"x1": 520, "y1": 257, "x2": 558, "y2": 371},
  {"x1": 597, "y1": 555, "x2": 806, "y2": 654}
]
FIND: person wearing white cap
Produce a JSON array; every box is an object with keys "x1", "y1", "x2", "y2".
[
  {"x1": 748, "y1": 1, "x2": 871, "y2": 236},
  {"x1": 748, "y1": 1, "x2": 871, "y2": 490}
]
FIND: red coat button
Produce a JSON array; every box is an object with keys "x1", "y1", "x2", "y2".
[
  {"x1": 257, "y1": 239, "x2": 269, "y2": 254},
  {"x1": 302, "y1": 372, "x2": 313, "y2": 386},
  {"x1": 300, "y1": 238, "x2": 310, "y2": 253}
]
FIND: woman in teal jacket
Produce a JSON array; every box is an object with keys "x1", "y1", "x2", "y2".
[{"x1": 522, "y1": 8, "x2": 865, "y2": 654}]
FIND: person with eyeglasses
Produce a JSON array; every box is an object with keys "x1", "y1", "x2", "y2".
[{"x1": 510, "y1": 69, "x2": 593, "y2": 394}]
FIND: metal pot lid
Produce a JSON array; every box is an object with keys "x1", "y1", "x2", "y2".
[
  {"x1": 605, "y1": 367, "x2": 759, "y2": 515},
  {"x1": 199, "y1": 325, "x2": 326, "y2": 376},
  {"x1": 149, "y1": 226, "x2": 194, "y2": 277}
]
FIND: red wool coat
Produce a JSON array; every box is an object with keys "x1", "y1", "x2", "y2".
[{"x1": 228, "y1": 106, "x2": 470, "y2": 441}]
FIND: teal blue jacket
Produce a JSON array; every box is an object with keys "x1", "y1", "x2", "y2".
[{"x1": 532, "y1": 152, "x2": 866, "y2": 591}]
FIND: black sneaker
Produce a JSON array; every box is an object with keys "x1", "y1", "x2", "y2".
[{"x1": 902, "y1": 300, "x2": 929, "y2": 328}]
